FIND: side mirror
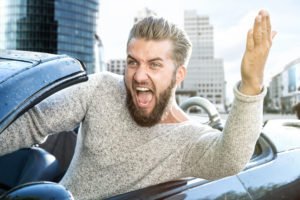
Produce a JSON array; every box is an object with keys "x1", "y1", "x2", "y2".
[{"x1": 0, "y1": 182, "x2": 73, "y2": 200}]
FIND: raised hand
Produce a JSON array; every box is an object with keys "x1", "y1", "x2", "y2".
[{"x1": 240, "y1": 10, "x2": 276, "y2": 95}]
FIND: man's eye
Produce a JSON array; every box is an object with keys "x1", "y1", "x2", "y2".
[
  {"x1": 150, "y1": 62, "x2": 161, "y2": 68},
  {"x1": 127, "y1": 60, "x2": 137, "y2": 66}
]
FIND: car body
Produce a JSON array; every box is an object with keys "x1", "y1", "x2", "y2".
[{"x1": 0, "y1": 50, "x2": 300, "y2": 200}]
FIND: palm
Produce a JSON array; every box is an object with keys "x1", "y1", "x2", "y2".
[{"x1": 240, "y1": 10, "x2": 275, "y2": 95}]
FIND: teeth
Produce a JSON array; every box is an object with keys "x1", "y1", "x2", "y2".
[{"x1": 136, "y1": 87, "x2": 150, "y2": 92}]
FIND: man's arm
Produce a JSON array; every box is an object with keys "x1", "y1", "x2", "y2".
[
  {"x1": 182, "y1": 10, "x2": 276, "y2": 179},
  {"x1": 0, "y1": 74, "x2": 98, "y2": 156}
]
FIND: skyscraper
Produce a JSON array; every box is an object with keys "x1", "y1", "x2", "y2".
[
  {"x1": 0, "y1": 0, "x2": 99, "y2": 74},
  {"x1": 183, "y1": 10, "x2": 226, "y2": 111}
]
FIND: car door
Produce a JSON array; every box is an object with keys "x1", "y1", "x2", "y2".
[
  {"x1": 238, "y1": 135, "x2": 300, "y2": 200},
  {"x1": 164, "y1": 176, "x2": 252, "y2": 200},
  {"x1": 0, "y1": 50, "x2": 87, "y2": 133},
  {"x1": 107, "y1": 176, "x2": 251, "y2": 200}
]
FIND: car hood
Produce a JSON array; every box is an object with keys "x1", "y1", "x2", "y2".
[{"x1": 262, "y1": 119, "x2": 300, "y2": 153}]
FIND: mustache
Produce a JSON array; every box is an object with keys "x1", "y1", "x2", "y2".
[{"x1": 132, "y1": 80, "x2": 156, "y2": 93}]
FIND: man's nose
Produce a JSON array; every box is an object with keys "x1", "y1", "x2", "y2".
[{"x1": 134, "y1": 66, "x2": 149, "y2": 83}]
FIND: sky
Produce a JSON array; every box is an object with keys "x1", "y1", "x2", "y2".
[{"x1": 98, "y1": 0, "x2": 300, "y2": 101}]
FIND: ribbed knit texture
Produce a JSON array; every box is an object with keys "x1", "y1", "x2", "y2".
[{"x1": 0, "y1": 72, "x2": 266, "y2": 199}]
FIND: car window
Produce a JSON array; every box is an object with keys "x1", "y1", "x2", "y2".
[
  {"x1": 246, "y1": 135, "x2": 274, "y2": 170},
  {"x1": 250, "y1": 141, "x2": 262, "y2": 160}
]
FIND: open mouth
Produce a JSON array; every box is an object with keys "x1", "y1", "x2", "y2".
[{"x1": 135, "y1": 87, "x2": 154, "y2": 108}]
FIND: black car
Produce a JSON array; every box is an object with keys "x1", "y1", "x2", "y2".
[{"x1": 0, "y1": 50, "x2": 300, "y2": 200}]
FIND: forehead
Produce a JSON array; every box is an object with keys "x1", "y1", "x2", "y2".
[{"x1": 127, "y1": 38, "x2": 173, "y2": 61}]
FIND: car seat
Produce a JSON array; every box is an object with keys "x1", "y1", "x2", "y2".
[{"x1": 0, "y1": 147, "x2": 60, "y2": 194}]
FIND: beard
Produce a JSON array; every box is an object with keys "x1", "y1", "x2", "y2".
[{"x1": 125, "y1": 75, "x2": 176, "y2": 127}]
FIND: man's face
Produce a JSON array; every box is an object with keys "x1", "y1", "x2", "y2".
[{"x1": 124, "y1": 38, "x2": 177, "y2": 127}]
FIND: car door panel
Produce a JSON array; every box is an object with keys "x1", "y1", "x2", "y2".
[
  {"x1": 238, "y1": 150, "x2": 300, "y2": 200},
  {"x1": 165, "y1": 176, "x2": 251, "y2": 200}
]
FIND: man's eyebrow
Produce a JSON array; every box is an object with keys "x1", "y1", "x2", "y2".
[
  {"x1": 127, "y1": 55, "x2": 163, "y2": 62},
  {"x1": 148, "y1": 57, "x2": 163, "y2": 62},
  {"x1": 127, "y1": 55, "x2": 137, "y2": 60}
]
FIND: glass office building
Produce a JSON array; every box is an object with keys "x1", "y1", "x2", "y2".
[{"x1": 0, "y1": 0, "x2": 99, "y2": 73}]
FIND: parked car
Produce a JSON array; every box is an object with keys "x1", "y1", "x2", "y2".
[{"x1": 0, "y1": 50, "x2": 300, "y2": 200}]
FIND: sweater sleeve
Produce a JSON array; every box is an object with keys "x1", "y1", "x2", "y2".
[
  {"x1": 181, "y1": 82, "x2": 267, "y2": 179},
  {"x1": 0, "y1": 74, "x2": 99, "y2": 156}
]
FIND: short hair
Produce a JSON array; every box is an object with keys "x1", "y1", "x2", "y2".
[{"x1": 127, "y1": 16, "x2": 192, "y2": 68}]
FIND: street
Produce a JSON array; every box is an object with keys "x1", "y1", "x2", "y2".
[
  {"x1": 191, "y1": 113, "x2": 298, "y2": 124},
  {"x1": 220, "y1": 113, "x2": 297, "y2": 122},
  {"x1": 262, "y1": 113, "x2": 297, "y2": 121}
]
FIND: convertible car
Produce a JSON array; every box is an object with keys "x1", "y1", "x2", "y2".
[{"x1": 0, "y1": 50, "x2": 300, "y2": 200}]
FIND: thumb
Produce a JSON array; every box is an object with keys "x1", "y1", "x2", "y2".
[{"x1": 271, "y1": 31, "x2": 277, "y2": 40}]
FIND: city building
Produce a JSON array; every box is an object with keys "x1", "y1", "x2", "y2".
[
  {"x1": 107, "y1": 59, "x2": 126, "y2": 75},
  {"x1": 0, "y1": 0, "x2": 99, "y2": 74},
  {"x1": 134, "y1": 7, "x2": 157, "y2": 23},
  {"x1": 182, "y1": 10, "x2": 225, "y2": 112},
  {"x1": 267, "y1": 73, "x2": 283, "y2": 112},
  {"x1": 267, "y1": 57, "x2": 300, "y2": 113}
]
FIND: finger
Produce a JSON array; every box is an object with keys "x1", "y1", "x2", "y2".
[
  {"x1": 246, "y1": 29, "x2": 254, "y2": 51},
  {"x1": 265, "y1": 12, "x2": 272, "y2": 42},
  {"x1": 253, "y1": 15, "x2": 262, "y2": 45},
  {"x1": 260, "y1": 11, "x2": 268, "y2": 42},
  {"x1": 271, "y1": 31, "x2": 277, "y2": 40},
  {"x1": 267, "y1": 31, "x2": 277, "y2": 47}
]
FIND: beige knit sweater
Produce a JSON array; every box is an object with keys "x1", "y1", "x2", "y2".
[{"x1": 0, "y1": 72, "x2": 266, "y2": 199}]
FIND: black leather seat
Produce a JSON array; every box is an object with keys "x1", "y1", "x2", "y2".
[
  {"x1": 39, "y1": 131, "x2": 77, "y2": 181},
  {"x1": 0, "y1": 147, "x2": 60, "y2": 194}
]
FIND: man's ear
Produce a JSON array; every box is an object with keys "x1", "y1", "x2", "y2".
[{"x1": 176, "y1": 65, "x2": 186, "y2": 85}]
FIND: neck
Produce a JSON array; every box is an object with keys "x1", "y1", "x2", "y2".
[{"x1": 160, "y1": 100, "x2": 189, "y2": 124}]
